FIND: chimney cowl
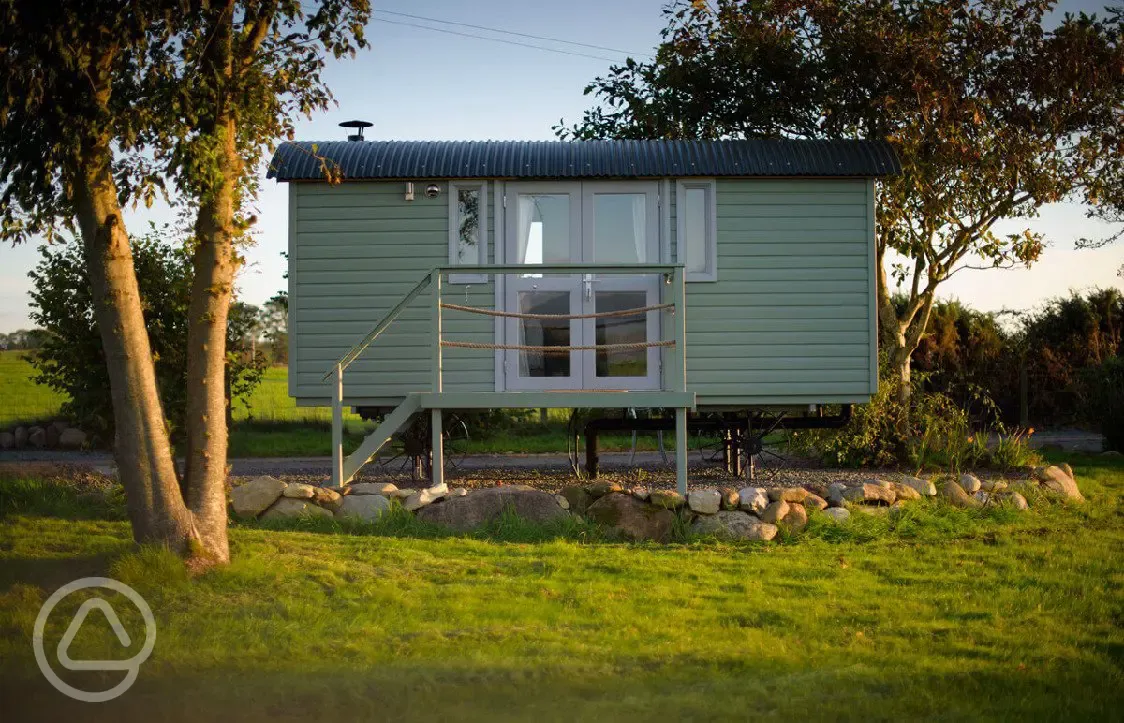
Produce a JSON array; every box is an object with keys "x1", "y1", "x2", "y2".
[{"x1": 339, "y1": 119, "x2": 373, "y2": 142}]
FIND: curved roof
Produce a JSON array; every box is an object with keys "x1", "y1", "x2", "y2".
[{"x1": 267, "y1": 139, "x2": 899, "y2": 181}]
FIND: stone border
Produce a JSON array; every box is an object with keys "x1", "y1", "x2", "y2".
[{"x1": 0, "y1": 421, "x2": 86, "y2": 451}]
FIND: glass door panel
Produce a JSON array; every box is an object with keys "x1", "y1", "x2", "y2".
[
  {"x1": 516, "y1": 291, "x2": 571, "y2": 379},
  {"x1": 593, "y1": 291, "x2": 648, "y2": 378}
]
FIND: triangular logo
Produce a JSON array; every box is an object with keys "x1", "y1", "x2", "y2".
[{"x1": 56, "y1": 598, "x2": 134, "y2": 671}]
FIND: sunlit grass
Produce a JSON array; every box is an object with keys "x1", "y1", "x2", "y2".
[{"x1": 0, "y1": 351, "x2": 66, "y2": 426}]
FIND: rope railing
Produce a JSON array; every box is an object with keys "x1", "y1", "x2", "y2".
[
  {"x1": 440, "y1": 301, "x2": 674, "y2": 321},
  {"x1": 441, "y1": 339, "x2": 675, "y2": 355}
]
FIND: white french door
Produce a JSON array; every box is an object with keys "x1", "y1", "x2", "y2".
[{"x1": 503, "y1": 181, "x2": 661, "y2": 391}]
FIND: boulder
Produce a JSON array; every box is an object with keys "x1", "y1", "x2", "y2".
[
  {"x1": 28, "y1": 426, "x2": 46, "y2": 448},
  {"x1": 586, "y1": 480, "x2": 624, "y2": 498},
  {"x1": 941, "y1": 480, "x2": 981, "y2": 509},
  {"x1": 867, "y1": 478, "x2": 894, "y2": 491},
  {"x1": 759, "y1": 499, "x2": 790, "y2": 524},
  {"x1": 959, "y1": 474, "x2": 983, "y2": 494},
  {"x1": 586, "y1": 493, "x2": 674, "y2": 542},
  {"x1": 12, "y1": 427, "x2": 27, "y2": 449},
  {"x1": 262, "y1": 497, "x2": 333, "y2": 520},
  {"x1": 554, "y1": 494, "x2": 570, "y2": 510},
  {"x1": 416, "y1": 486, "x2": 568, "y2": 532},
  {"x1": 560, "y1": 485, "x2": 594, "y2": 514},
  {"x1": 1060, "y1": 463, "x2": 1074, "y2": 479},
  {"x1": 780, "y1": 502, "x2": 808, "y2": 531},
  {"x1": 49, "y1": 420, "x2": 69, "y2": 435},
  {"x1": 737, "y1": 487, "x2": 769, "y2": 514},
  {"x1": 972, "y1": 491, "x2": 991, "y2": 506},
  {"x1": 687, "y1": 489, "x2": 722, "y2": 515},
  {"x1": 335, "y1": 494, "x2": 392, "y2": 521},
  {"x1": 899, "y1": 475, "x2": 937, "y2": 497},
  {"x1": 822, "y1": 507, "x2": 851, "y2": 523},
  {"x1": 45, "y1": 425, "x2": 60, "y2": 447},
  {"x1": 1034, "y1": 466, "x2": 1084, "y2": 502},
  {"x1": 349, "y1": 482, "x2": 399, "y2": 495},
  {"x1": 827, "y1": 483, "x2": 848, "y2": 507},
  {"x1": 0, "y1": 432, "x2": 12, "y2": 450},
  {"x1": 890, "y1": 483, "x2": 922, "y2": 502},
  {"x1": 282, "y1": 483, "x2": 317, "y2": 499},
  {"x1": 803, "y1": 493, "x2": 828, "y2": 511},
  {"x1": 980, "y1": 479, "x2": 1008, "y2": 493},
  {"x1": 768, "y1": 487, "x2": 807, "y2": 503},
  {"x1": 1001, "y1": 491, "x2": 1029, "y2": 510},
  {"x1": 649, "y1": 489, "x2": 686, "y2": 509},
  {"x1": 313, "y1": 487, "x2": 344, "y2": 512},
  {"x1": 448, "y1": 487, "x2": 468, "y2": 498},
  {"x1": 231, "y1": 476, "x2": 287, "y2": 518},
  {"x1": 389, "y1": 488, "x2": 415, "y2": 499},
  {"x1": 691, "y1": 510, "x2": 776, "y2": 541},
  {"x1": 631, "y1": 487, "x2": 651, "y2": 501},
  {"x1": 58, "y1": 427, "x2": 87, "y2": 449},
  {"x1": 404, "y1": 483, "x2": 449, "y2": 512},
  {"x1": 842, "y1": 484, "x2": 895, "y2": 506},
  {"x1": 719, "y1": 487, "x2": 740, "y2": 510}
]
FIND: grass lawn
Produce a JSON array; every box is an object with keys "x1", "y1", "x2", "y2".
[
  {"x1": 0, "y1": 351, "x2": 66, "y2": 427},
  {"x1": 1, "y1": 453, "x2": 1121, "y2": 721}
]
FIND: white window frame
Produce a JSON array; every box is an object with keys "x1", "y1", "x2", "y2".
[
  {"x1": 448, "y1": 181, "x2": 488, "y2": 283},
  {"x1": 675, "y1": 179, "x2": 718, "y2": 282}
]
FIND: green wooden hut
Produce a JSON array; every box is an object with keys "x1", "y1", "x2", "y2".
[{"x1": 268, "y1": 138, "x2": 899, "y2": 490}]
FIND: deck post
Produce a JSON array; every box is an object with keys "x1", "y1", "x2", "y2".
[
  {"x1": 431, "y1": 408, "x2": 444, "y2": 487},
  {"x1": 331, "y1": 362, "x2": 344, "y2": 488},
  {"x1": 432, "y1": 269, "x2": 443, "y2": 394},
  {"x1": 671, "y1": 266, "x2": 688, "y2": 495},
  {"x1": 675, "y1": 407, "x2": 688, "y2": 496}
]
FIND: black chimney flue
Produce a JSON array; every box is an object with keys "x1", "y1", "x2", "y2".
[{"x1": 339, "y1": 119, "x2": 373, "y2": 142}]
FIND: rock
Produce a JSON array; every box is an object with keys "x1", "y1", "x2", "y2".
[
  {"x1": 827, "y1": 483, "x2": 848, "y2": 507},
  {"x1": 12, "y1": 427, "x2": 27, "y2": 449},
  {"x1": 959, "y1": 474, "x2": 982, "y2": 494},
  {"x1": 45, "y1": 425, "x2": 60, "y2": 447},
  {"x1": 1002, "y1": 492, "x2": 1029, "y2": 510},
  {"x1": 687, "y1": 489, "x2": 722, "y2": 514},
  {"x1": 586, "y1": 493, "x2": 674, "y2": 542},
  {"x1": 719, "y1": 487, "x2": 740, "y2": 510},
  {"x1": 972, "y1": 491, "x2": 991, "y2": 505},
  {"x1": 899, "y1": 475, "x2": 937, "y2": 497},
  {"x1": 560, "y1": 485, "x2": 593, "y2": 514},
  {"x1": 404, "y1": 483, "x2": 448, "y2": 512},
  {"x1": 448, "y1": 487, "x2": 468, "y2": 498},
  {"x1": 262, "y1": 497, "x2": 333, "y2": 520},
  {"x1": 630, "y1": 487, "x2": 650, "y2": 501},
  {"x1": 803, "y1": 493, "x2": 828, "y2": 511},
  {"x1": 768, "y1": 487, "x2": 808, "y2": 503},
  {"x1": 941, "y1": 480, "x2": 981, "y2": 509},
  {"x1": 1034, "y1": 465, "x2": 1085, "y2": 502},
  {"x1": 282, "y1": 483, "x2": 317, "y2": 499},
  {"x1": 59, "y1": 427, "x2": 87, "y2": 449},
  {"x1": 586, "y1": 480, "x2": 624, "y2": 498},
  {"x1": 335, "y1": 494, "x2": 392, "y2": 521},
  {"x1": 416, "y1": 487, "x2": 569, "y2": 532},
  {"x1": 348, "y1": 482, "x2": 399, "y2": 495},
  {"x1": 803, "y1": 482, "x2": 829, "y2": 498},
  {"x1": 980, "y1": 479, "x2": 1008, "y2": 493},
  {"x1": 49, "y1": 420, "x2": 69, "y2": 435},
  {"x1": 0, "y1": 432, "x2": 12, "y2": 450},
  {"x1": 1060, "y1": 463, "x2": 1074, "y2": 479},
  {"x1": 390, "y1": 488, "x2": 415, "y2": 499},
  {"x1": 843, "y1": 484, "x2": 895, "y2": 506},
  {"x1": 759, "y1": 499, "x2": 790, "y2": 524},
  {"x1": 691, "y1": 510, "x2": 776, "y2": 541},
  {"x1": 649, "y1": 489, "x2": 686, "y2": 509},
  {"x1": 230, "y1": 476, "x2": 287, "y2": 518},
  {"x1": 554, "y1": 494, "x2": 570, "y2": 510},
  {"x1": 780, "y1": 502, "x2": 808, "y2": 531},
  {"x1": 737, "y1": 487, "x2": 769, "y2": 514},
  {"x1": 313, "y1": 487, "x2": 344, "y2": 512},
  {"x1": 1102, "y1": 450, "x2": 1122, "y2": 457},
  {"x1": 28, "y1": 426, "x2": 46, "y2": 448},
  {"x1": 890, "y1": 483, "x2": 922, "y2": 502},
  {"x1": 867, "y1": 478, "x2": 894, "y2": 490},
  {"x1": 822, "y1": 507, "x2": 851, "y2": 523}
]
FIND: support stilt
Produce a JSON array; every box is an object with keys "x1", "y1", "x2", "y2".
[
  {"x1": 331, "y1": 363, "x2": 344, "y2": 488},
  {"x1": 675, "y1": 407, "x2": 688, "y2": 496},
  {"x1": 431, "y1": 407, "x2": 444, "y2": 487}
]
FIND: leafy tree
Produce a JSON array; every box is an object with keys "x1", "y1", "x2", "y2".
[
  {"x1": 28, "y1": 229, "x2": 266, "y2": 444},
  {"x1": 259, "y1": 292, "x2": 289, "y2": 364},
  {"x1": 560, "y1": 0, "x2": 1124, "y2": 407}
]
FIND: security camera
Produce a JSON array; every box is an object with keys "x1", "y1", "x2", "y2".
[{"x1": 424, "y1": 183, "x2": 441, "y2": 199}]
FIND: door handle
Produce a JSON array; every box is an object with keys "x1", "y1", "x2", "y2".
[{"x1": 583, "y1": 273, "x2": 593, "y2": 301}]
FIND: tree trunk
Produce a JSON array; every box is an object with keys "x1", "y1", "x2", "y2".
[
  {"x1": 71, "y1": 145, "x2": 198, "y2": 553},
  {"x1": 182, "y1": 115, "x2": 238, "y2": 566}
]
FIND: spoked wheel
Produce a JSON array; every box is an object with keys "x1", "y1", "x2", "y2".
[
  {"x1": 739, "y1": 412, "x2": 790, "y2": 484},
  {"x1": 371, "y1": 414, "x2": 471, "y2": 481}
]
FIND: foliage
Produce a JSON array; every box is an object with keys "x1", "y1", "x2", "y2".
[
  {"x1": 27, "y1": 229, "x2": 265, "y2": 443},
  {"x1": 258, "y1": 292, "x2": 289, "y2": 364},
  {"x1": 2, "y1": 456, "x2": 1123, "y2": 719},
  {"x1": 1081, "y1": 356, "x2": 1124, "y2": 451},
  {"x1": 560, "y1": 0, "x2": 1124, "y2": 399}
]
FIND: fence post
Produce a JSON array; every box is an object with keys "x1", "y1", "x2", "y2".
[{"x1": 331, "y1": 362, "x2": 344, "y2": 488}]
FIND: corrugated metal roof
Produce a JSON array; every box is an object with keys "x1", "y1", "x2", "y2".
[{"x1": 266, "y1": 139, "x2": 899, "y2": 181}]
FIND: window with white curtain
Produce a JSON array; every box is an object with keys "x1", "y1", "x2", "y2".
[
  {"x1": 448, "y1": 181, "x2": 487, "y2": 283},
  {"x1": 676, "y1": 179, "x2": 717, "y2": 282}
]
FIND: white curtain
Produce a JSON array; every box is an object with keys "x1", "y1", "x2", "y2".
[
  {"x1": 517, "y1": 196, "x2": 535, "y2": 264},
  {"x1": 631, "y1": 194, "x2": 646, "y2": 263}
]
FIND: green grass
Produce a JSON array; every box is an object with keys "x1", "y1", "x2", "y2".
[
  {"x1": 1, "y1": 454, "x2": 1122, "y2": 721},
  {"x1": 0, "y1": 351, "x2": 66, "y2": 426}
]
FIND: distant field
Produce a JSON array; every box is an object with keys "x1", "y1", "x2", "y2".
[{"x1": 0, "y1": 351, "x2": 66, "y2": 426}]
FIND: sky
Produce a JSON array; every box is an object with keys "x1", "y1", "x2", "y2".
[{"x1": 1, "y1": 0, "x2": 1120, "y2": 333}]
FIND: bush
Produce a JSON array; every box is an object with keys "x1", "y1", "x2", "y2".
[{"x1": 1081, "y1": 356, "x2": 1124, "y2": 452}]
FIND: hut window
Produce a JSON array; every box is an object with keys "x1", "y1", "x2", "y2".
[
  {"x1": 675, "y1": 179, "x2": 717, "y2": 282},
  {"x1": 448, "y1": 182, "x2": 488, "y2": 283}
]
